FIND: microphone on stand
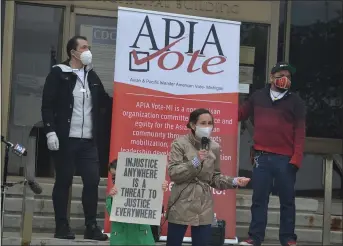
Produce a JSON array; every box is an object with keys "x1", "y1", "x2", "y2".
[
  {"x1": 27, "y1": 180, "x2": 43, "y2": 195},
  {"x1": 1, "y1": 136, "x2": 27, "y2": 157},
  {"x1": 201, "y1": 137, "x2": 210, "y2": 150}
]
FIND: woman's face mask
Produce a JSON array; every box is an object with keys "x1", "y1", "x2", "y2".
[{"x1": 195, "y1": 126, "x2": 213, "y2": 138}]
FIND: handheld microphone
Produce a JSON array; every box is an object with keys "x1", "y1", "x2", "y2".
[
  {"x1": 27, "y1": 180, "x2": 43, "y2": 195},
  {"x1": 201, "y1": 137, "x2": 210, "y2": 150},
  {"x1": 1, "y1": 135, "x2": 27, "y2": 157}
]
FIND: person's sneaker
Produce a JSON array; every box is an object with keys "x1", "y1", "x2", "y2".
[
  {"x1": 84, "y1": 224, "x2": 108, "y2": 241},
  {"x1": 284, "y1": 241, "x2": 297, "y2": 246},
  {"x1": 54, "y1": 224, "x2": 75, "y2": 239},
  {"x1": 239, "y1": 238, "x2": 255, "y2": 245}
]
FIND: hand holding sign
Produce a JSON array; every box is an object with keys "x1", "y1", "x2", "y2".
[
  {"x1": 162, "y1": 180, "x2": 168, "y2": 191},
  {"x1": 109, "y1": 185, "x2": 118, "y2": 196}
]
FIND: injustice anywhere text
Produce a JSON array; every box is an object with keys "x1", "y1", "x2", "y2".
[{"x1": 110, "y1": 153, "x2": 166, "y2": 225}]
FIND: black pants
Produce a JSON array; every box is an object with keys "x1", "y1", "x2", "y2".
[
  {"x1": 52, "y1": 138, "x2": 100, "y2": 227},
  {"x1": 166, "y1": 222, "x2": 212, "y2": 246}
]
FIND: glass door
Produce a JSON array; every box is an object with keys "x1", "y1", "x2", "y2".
[
  {"x1": 70, "y1": 8, "x2": 117, "y2": 96},
  {"x1": 238, "y1": 23, "x2": 270, "y2": 188},
  {"x1": 8, "y1": 3, "x2": 65, "y2": 177},
  {"x1": 69, "y1": 8, "x2": 118, "y2": 177}
]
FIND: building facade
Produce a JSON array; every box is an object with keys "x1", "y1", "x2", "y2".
[{"x1": 1, "y1": 0, "x2": 342, "y2": 197}]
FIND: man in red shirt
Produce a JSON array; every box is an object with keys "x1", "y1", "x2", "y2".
[{"x1": 239, "y1": 62, "x2": 306, "y2": 246}]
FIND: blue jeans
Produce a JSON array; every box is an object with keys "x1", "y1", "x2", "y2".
[
  {"x1": 248, "y1": 152, "x2": 298, "y2": 245},
  {"x1": 166, "y1": 222, "x2": 212, "y2": 246}
]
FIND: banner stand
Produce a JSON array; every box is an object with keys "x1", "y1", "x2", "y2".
[{"x1": 106, "y1": 6, "x2": 242, "y2": 243}]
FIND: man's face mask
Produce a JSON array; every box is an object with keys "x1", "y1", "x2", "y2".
[
  {"x1": 73, "y1": 50, "x2": 93, "y2": 66},
  {"x1": 274, "y1": 76, "x2": 291, "y2": 91}
]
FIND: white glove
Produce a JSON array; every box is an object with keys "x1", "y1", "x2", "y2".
[{"x1": 46, "y1": 132, "x2": 59, "y2": 151}]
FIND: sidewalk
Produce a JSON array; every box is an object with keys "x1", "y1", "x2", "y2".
[
  {"x1": 2, "y1": 232, "x2": 338, "y2": 245},
  {"x1": 2, "y1": 232, "x2": 163, "y2": 245}
]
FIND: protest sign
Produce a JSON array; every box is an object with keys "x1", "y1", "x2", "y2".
[{"x1": 110, "y1": 152, "x2": 167, "y2": 225}]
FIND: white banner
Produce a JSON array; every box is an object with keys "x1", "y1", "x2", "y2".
[
  {"x1": 114, "y1": 7, "x2": 241, "y2": 95},
  {"x1": 110, "y1": 152, "x2": 167, "y2": 225}
]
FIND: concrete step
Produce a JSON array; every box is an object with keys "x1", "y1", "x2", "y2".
[
  {"x1": 5, "y1": 177, "x2": 341, "y2": 243},
  {"x1": 2, "y1": 233, "x2": 339, "y2": 246},
  {"x1": 5, "y1": 178, "x2": 109, "y2": 199},
  {"x1": 5, "y1": 182, "x2": 320, "y2": 213},
  {"x1": 5, "y1": 176, "x2": 321, "y2": 212},
  {"x1": 4, "y1": 234, "x2": 337, "y2": 246},
  {"x1": 2, "y1": 234, "x2": 113, "y2": 246},
  {"x1": 7, "y1": 176, "x2": 108, "y2": 187},
  {"x1": 4, "y1": 197, "x2": 341, "y2": 230},
  {"x1": 236, "y1": 225, "x2": 342, "y2": 244},
  {"x1": 3, "y1": 214, "x2": 342, "y2": 244},
  {"x1": 4, "y1": 198, "x2": 106, "y2": 217},
  {"x1": 4, "y1": 193, "x2": 321, "y2": 216},
  {"x1": 236, "y1": 189, "x2": 319, "y2": 213},
  {"x1": 316, "y1": 198, "x2": 343, "y2": 216}
]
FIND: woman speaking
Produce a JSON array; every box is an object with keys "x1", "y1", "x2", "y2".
[{"x1": 166, "y1": 108, "x2": 250, "y2": 246}]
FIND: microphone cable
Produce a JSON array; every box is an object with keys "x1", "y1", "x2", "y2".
[
  {"x1": 158, "y1": 137, "x2": 210, "y2": 238},
  {"x1": 159, "y1": 163, "x2": 204, "y2": 236}
]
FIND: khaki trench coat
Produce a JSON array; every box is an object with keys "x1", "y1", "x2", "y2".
[{"x1": 167, "y1": 133, "x2": 235, "y2": 226}]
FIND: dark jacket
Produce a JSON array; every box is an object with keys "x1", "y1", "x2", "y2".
[{"x1": 41, "y1": 61, "x2": 111, "y2": 144}]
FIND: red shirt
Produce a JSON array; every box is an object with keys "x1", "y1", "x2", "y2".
[{"x1": 239, "y1": 86, "x2": 306, "y2": 167}]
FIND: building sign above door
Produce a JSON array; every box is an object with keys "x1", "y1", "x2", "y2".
[
  {"x1": 116, "y1": 1, "x2": 240, "y2": 15},
  {"x1": 72, "y1": 0, "x2": 272, "y2": 23}
]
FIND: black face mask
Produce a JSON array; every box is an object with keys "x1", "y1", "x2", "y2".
[{"x1": 112, "y1": 175, "x2": 116, "y2": 184}]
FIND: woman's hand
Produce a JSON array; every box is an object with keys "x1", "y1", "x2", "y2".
[
  {"x1": 109, "y1": 185, "x2": 117, "y2": 196},
  {"x1": 198, "y1": 150, "x2": 209, "y2": 161},
  {"x1": 162, "y1": 180, "x2": 168, "y2": 191},
  {"x1": 235, "y1": 177, "x2": 251, "y2": 187}
]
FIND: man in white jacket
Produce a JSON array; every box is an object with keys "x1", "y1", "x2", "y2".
[{"x1": 41, "y1": 36, "x2": 111, "y2": 241}]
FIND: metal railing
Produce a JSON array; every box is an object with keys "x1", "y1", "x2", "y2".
[
  {"x1": 333, "y1": 154, "x2": 343, "y2": 174},
  {"x1": 15, "y1": 122, "x2": 71, "y2": 245},
  {"x1": 19, "y1": 123, "x2": 40, "y2": 246},
  {"x1": 322, "y1": 154, "x2": 343, "y2": 244},
  {"x1": 242, "y1": 119, "x2": 343, "y2": 245}
]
